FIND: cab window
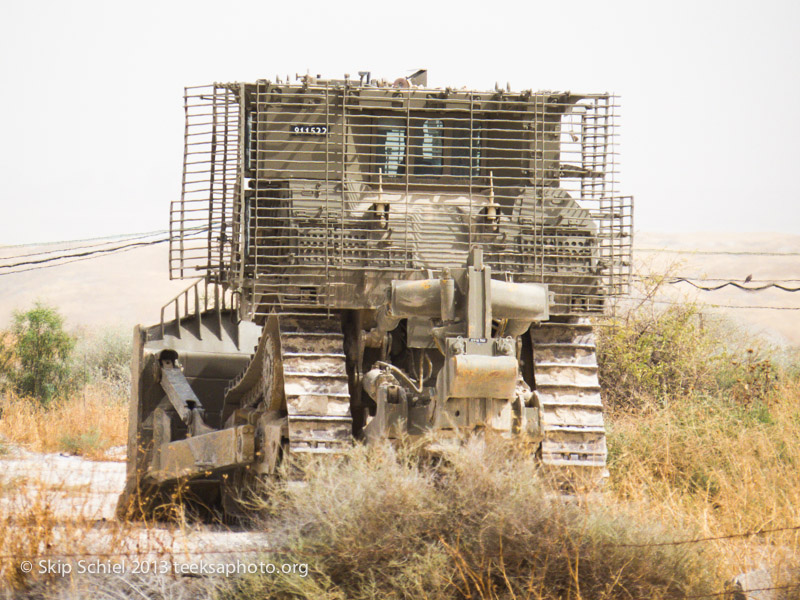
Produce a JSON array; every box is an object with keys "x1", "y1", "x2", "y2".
[
  {"x1": 450, "y1": 121, "x2": 481, "y2": 178},
  {"x1": 413, "y1": 119, "x2": 443, "y2": 176},
  {"x1": 376, "y1": 118, "x2": 406, "y2": 176},
  {"x1": 374, "y1": 116, "x2": 482, "y2": 179}
]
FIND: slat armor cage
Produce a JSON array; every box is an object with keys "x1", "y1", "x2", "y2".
[{"x1": 172, "y1": 78, "x2": 632, "y2": 318}]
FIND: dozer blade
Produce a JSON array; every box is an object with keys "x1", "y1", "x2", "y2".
[{"x1": 147, "y1": 423, "x2": 255, "y2": 484}]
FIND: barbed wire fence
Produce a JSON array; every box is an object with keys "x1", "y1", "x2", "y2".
[{"x1": 1, "y1": 516, "x2": 798, "y2": 598}]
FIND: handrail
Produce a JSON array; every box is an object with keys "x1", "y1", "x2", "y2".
[{"x1": 159, "y1": 278, "x2": 239, "y2": 338}]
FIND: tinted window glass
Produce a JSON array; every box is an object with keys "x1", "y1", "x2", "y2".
[
  {"x1": 451, "y1": 121, "x2": 481, "y2": 178},
  {"x1": 414, "y1": 119, "x2": 443, "y2": 175},
  {"x1": 376, "y1": 118, "x2": 406, "y2": 176}
]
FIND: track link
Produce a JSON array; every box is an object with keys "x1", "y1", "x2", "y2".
[
  {"x1": 223, "y1": 317, "x2": 353, "y2": 457},
  {"x1": 279, "y1": 319, "x2": 352, "y2": 455},
  {"x1": 225, "y1": 318, "x2": 353, "y2": 454},
  {"x1": 530, "y1": 317, "x2": 607, "y2": 476}
]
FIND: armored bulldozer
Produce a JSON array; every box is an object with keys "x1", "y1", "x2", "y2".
[{"x1": 117, "y1": 71, "x2": 632, "y2": 517}]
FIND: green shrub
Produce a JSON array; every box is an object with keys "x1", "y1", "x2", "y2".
[
  {"x1": 597, "y1": 302, "x2": 720, "y2": 410},
  {"x1": 8, "y1": 303, "x2": 75, "y2": 405},
  {"x1": 57, "y1": 428, "x2": 107, "y2": 456},
  {"x1": 72, "y1": 326, "x2": 132, "y2": 396},
  {"x1": 1, "y1": 307, "x2": 132, "y2": 404},
  {"x1": 597, "y1": 298, "x2": 782, "y2": 411},
  {"x1": 0, "y1": 332, "x2": 14, "y2": 390}
]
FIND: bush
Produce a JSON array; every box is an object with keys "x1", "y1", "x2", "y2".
[
  {"x1": 0, "y1": 312, "x2": 131, "y2": 405},
  {"x1": 220, "y1": 440, "x2": 715, "y2": 600},
  {"x1": 0, "y1": 331, "x2": 14, "y2": 391},
  {"x1": 597, "y1": 302, "x2": 721, "y2": 410},
  {"x1": 58, "y1": 428, "x2": 106, "y2": 456},
  {"x1": 597, "y1": 296, "x2": 781, "y2": 411},
  {"x1": 7, "y1": 303, "x2": 75, "y2": 405},
  {"x1": 71, "y1": 326, "x2": 132, "y2": 397}
]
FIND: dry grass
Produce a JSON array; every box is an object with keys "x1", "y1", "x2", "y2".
[
  {"x1": 0, "y1": 386, "x2": 127, "y2": 459},
  {"x1": 0, "y1": 456, "x2": 221, "y2": 595},
  {"x1": 606, "y1": 379, "x2": 800, "y2": 584},
  {"x1": 596, "y1": 281, "x2": 800, "y2": 587},
  {"x1": 219, "y1": 440, "x2": 716, "y2": 600},
  {"x1": 0, "y1": 296, "x2": 797, "y2": 598}
]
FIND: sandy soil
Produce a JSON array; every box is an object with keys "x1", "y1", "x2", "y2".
[
  {"x1": 0, "y1": 444, "x2": 274, "y2": 566},
  {"x1": 634, "y1": 232, "x2": 800, "y2": 346},
  {"x1": 0, "y1": 242, "x2": 186, "y2": 332},
  {"x1": 0, "y1": 444, "x2": 127, "y2": 520}
]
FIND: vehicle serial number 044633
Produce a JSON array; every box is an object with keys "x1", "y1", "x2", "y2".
[{"x1": 290, "y1": 125, "x2": 328, "y2": 135}]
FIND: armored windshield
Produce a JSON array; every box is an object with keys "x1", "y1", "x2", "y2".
[{"x1": 376, "y1": 118, "x2": 406, "y2": 176}]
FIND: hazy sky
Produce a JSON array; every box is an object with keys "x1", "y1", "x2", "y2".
[{"x1": 1, "y1": 0, "x2": 798, "y2": 245}]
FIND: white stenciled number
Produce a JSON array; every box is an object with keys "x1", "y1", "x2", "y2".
[{"x1": 291, "y1": 125, "x2": 328, "y2": 135}]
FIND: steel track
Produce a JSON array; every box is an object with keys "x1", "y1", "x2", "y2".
[
  {"x1": 223, "y1": 317, "x2": 353, "y2": 456},
  {"x1": 530, "y1": 317, "x2": 607, "y2": 475}
]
